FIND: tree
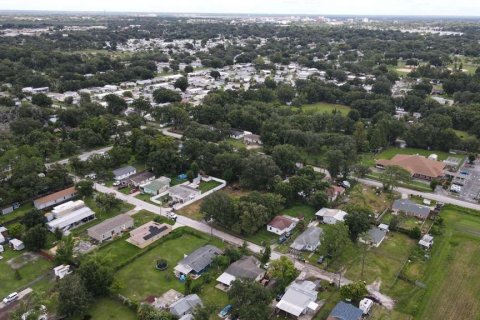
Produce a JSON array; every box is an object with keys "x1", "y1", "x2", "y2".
[
  {"x1": 76, "y1": 180, "x2": 94, "y2": 198},
  {"x1": 240, "y1": 155, "x2": 281, "y2": 190},
  {"x1": 174, "y1": 76, "x2": 189, "y2": 92},
  {"x1": 137, "y1": 304, "x2": 175, "y2": 320},
  {"x1": 95, "y1": 193, "x2": 121, "y2": 212},
  {"x1": 271, "y1": 144, "x2": 300, "y2": 175},
  {"x1": 325, "y1": 149, "x2": 345, "y2": 179},
  {"x1": 261, "y1": 245, "x2": 271, "y2": 264},
  {"x1": 22, "y1": 209, "x2": 45, "y2": 229},
  {"x1": 430, "y1": 179, "x2": 439, "y2": 191},
  {"x1": 409, "y1": 226, "x2": 422, "y2": 239},
  {"x1": 340, "y1": 281, "x2": 368, "y2": 303},
  {"x1": 321, "y1": 223, "x2": 350, "y2": 264},
  {"x1": 379, "y1": 165, "x2": 412, "y2": 191},
  {"x1": 55, "y1": 235, "x2": 74, "y2": 265},
  {"x1": 468, "y1": 154, "x2": 476, "y2": 164},
  {"x1": 184, "y1": 65, "x2": 194, "y2": 74},
  {"x1": 210, "y1": 70, "x2": 221, "y2": 80},
  {"x1": 308, "y1": 191, "x2": 328, "y2": 210},
  {"x1": 184, "y1": 277, "x2": 193, "y2": 295},
  {"x1": 31, "y1": 93, "x2": 52, "y2": 107},
  {"x1": 344, "y1": 211, "x2": 372, "y2": 242},
  {"x1": 78, "y1": 257, "x2": 114, "y2": 297},
  {"x1": 270, "y1": 256, "x2": 297, "y2": 290},
  {"x1": 57, "y1": 274, "x2": 92, "y2": 318},
  {"x1": 228, "y1": 280, "x2": 272, "y2": 320},
  {"x1": 8, "y1": 223, "x2": 24, "y2": 239},
  {"x1": 104, "y1": 94, "x2": 127, "y2": 115},
  {"x1": 152, "y1": 88, "x2": 182, "y2": 104},
  {"x1": 389, "y1": 215, "x2": 401, "y2": 231},
  {"x1": 23, "y1": 225, "x2": 47, "y2": 251},
  {"x1": 132, "y1": 98, "x2": 152, "y2": 115},
  {"x1": 200, "y1": 192, "x2": 235, "y2": 226},
  {"x1": 276, "y1": 83, "x2": 295, "y2": 104}
]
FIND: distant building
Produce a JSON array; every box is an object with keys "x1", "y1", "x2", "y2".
[
  {"x1": 359, "y1": 227, "x2": 387, "y2": 247},
  {"x1": 168, "y1": 185, "x2": 201, "y2": 204},
  {"x1": 419, "y1": 234, "x2": 434, "y2": 249},
  {"x1": 113, "y1": 166, "x2": 137, "y2": 181},
  {"x1": 276, "y1": 281, "x2": 319, "y2": 318},
  {"x1": 129, "y1": 171, "x2": 156, "y2": 187},
  {"x1": 10, "y1": 238, "x2": 25, "y2": 251},
  {"x1": 216, "y1": 256, "x2": 265, "y2": 290},
  {"x1": 328, "y1": 301, "x2": 363, "y2": 320},
  {"x1": 169, "y1": 294, "x2": 203, "y2": 318},
  {"x1": 392, "y1": 199, "x2": 431, "y2": 220},
  {"x1": 376, "y1": 154, "x2": 446, "y2": 181},
  {"x1": 267, "y1": 215, "x2": 298, "y2": 235},
  {"x1": 244, "y1": 133, "x2": 262, "y2": 145},
  {"x1": 290, "y1": 227, "x2": 323, "y2": 252},
  {"x1": 141, "y1": 177, "x2": 171, "y2": 195},
  {"x1": 174, "y1": 245, "x2": 222, "y2": 278},
  {"x1": 46, "y1": 202, "x2": 95, "y2": 233}
]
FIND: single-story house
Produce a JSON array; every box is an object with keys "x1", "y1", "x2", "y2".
[
  {"x1": 10, "y1": 238, "x2": 25, "y2": 251},
  {"x1": 87, "y1": 214, "x2": 134, "y2": 243},
  {"x1": 141, "y1": 177, "x2": 171, "y2": 195},
  {"x1": 151, "y1": 289, "x2": 183, "y2": 310},
  {"x1": 46, "y1": 200, "x2": 86, "y2": 222},
  {"x1": 244, "y1": 133, "x2": 262, "y2": 145},
  {"x1": 169, "y1": 185, "x2": 201, "y2": 203},
  {"x1": 392, "y1": 199, "x2": 431, "y2": 220},
  {"x1": 127, "y1": 221, "x2": 172, "y2": 248},
  {"x1": 46, "y1": 206, "x2": 96, "y2": 232},
  {"x1": 290, "y1": 227, "x2": 323, "y2": 252},
  {"x1": 113, "y1": 166, "x2": 137, "y2": 181},
  {"x1": 315, "y1": 208, "x2": 348, "y2": 224},
  {"x1": 174, "y1": 245, "x2": 222, "y2": 278},
  {"x1": 419, "y1": 234, "x2": 434, "y2": 249},
  {"x1": 267, "y1": 215, "x2": 298, "y2": 235},
  {"x1": 378, "y1": 223, "x2": 389, "y2": 232},
  {"x1": 376, "y1": 154, "x2": 446, "y2": 181},
  {"x1": 359, "y1": 227, "x2": 387, "y2": 247},
  {"x1": 327, "y1": 185, "x2": 345, "y2": 202},
  {"x1": 34, "y1": 187, "x2": 77, "y2": 210},
  {"x1": 216, "y1": 256, "x2": 265, "y2": 290},
  {"x1": 328, "y1": 301, "x2": 363, "y2": 320},
  {"x1": 276, "y1": 281, "x2": 319, "y2": 318},
  {"x1": 129, "y1": 171, "x2": 156, "y2": 187},
  {"x1": 169, "y1": 294, "x2": 203, "y2": 318}
]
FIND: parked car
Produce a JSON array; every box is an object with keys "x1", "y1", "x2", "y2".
[
  {"x1": 278, "y1": 235, "x2": 288, "y2": 244},
  {"x1": 219, "y1": 304, "x2": 232, "y2": 318},
  {"x1": 167, "y1": 212, "x2": 178, "y2": 221},
  {"x1": 3, "y1": 292, "x2": 18, "y2": 304},
  {"x1": 276, "y1": 292, "x2": 284, "y2": 301},
  {"x1": 113, "y1": 181, "x2": 121, "y2": 186},
  {"x1": 317, "y1": 256, "x2": 324, "y2": 264}
]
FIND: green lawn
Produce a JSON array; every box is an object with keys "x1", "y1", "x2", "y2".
[
  {"x1": 453, "y1": 129, "x2": 475, "y2": 141},
  {"x1": 366, "y1": 172, "x2": 432, "y2": 192},
  {"x1": 387, "y1": 205, "x2": 480, "y2": 319},
  {"x1": 114, "y1": 230, "x2": 226, "y2": 302},
  {"x1": 226, "y1": 138, "x2": 247, "y2": 149},
  {"x1": 81, "y1": 298, "x2": 137, "y2": 320},
  {"x1": 376, "y1": 147, "x2": 454, "y2": 162},
  {"x1": 132, "y1": 210, "x2": 174, "y2": 226},
  {"x1": 199, "y1": 180, "x2": 222, "y2": 193},
  {"x1": 0, "y1": 203, "x2": 34, "y2": 226},
  {"x1": 0, "y1": 249, "x2": 54, "y2": 297},
  {"x1": 298, "y1": 102, "x2": 351, "y2": 116},
  {"x1": 280, "y1": 204, "x2": 317, "y2": 222},
  {"x1": 134, "y1": 193, "x2": 160, "y2": 206}
]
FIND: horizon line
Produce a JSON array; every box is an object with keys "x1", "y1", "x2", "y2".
[{"x1": 0, "y1": 9, "x2": 479, "y2": 18}]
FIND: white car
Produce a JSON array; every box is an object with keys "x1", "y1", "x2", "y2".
[
  {"x1": 113, "y1": 181, "x2": 121, "y2": 186},
  {"x1": 3, "y1": 292, "x2": 18, "y2": 304},
  {"x1": 167, "y1": 212, "x2": 178, "y2": 220}
]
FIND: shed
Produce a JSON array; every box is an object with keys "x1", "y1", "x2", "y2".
[{"x1": 10, "y1": 238, "x2": 24, "y2": 251}]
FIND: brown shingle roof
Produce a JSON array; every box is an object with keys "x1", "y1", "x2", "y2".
[
  {"x1": 33, "y1": 187, "x2": 76, "y2": 205},
  {"x1": 268, "y1": 215, "x2": 295, "y2": 230},
  {"x1": 376, "y1": 155, "x2": 445, "y2": 179}
]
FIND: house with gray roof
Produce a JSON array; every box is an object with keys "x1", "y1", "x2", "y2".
[
  {"x1": 216, "y1": 256, "x2": 265, "y2": 289},
  {"x1": 392, "y1": 199, "x2": 431, "y2": 220},
  {"x1": 113, "y1": 166, "x2": 137, "y2": 181},
  {"x1": 129, "y1": 171, "x2": 156, "y2": 187},
  {"x1": 174, "y1": 245, "x2": 222, "y2": 278},
  {"x1": 169, "y1": 294, "x2": 203, "y2": 318},
  {"x1": 328, "y1": 301, "x2": 363, "y2": 320},
  {"x1": 169, "y1": 185, "x2": 201, "y2": 204},
  {"x1": 276, "y1": 280, "x2": 319, "y2": 318},
  {"x1": 87, "y1": 214, "x2": 133, "y2": 243},
  {"x1": 141, "y1": 177, "x2": 171, "y2": 195},
  {"x1": 290, "y1": 227, "x2": 323, "y2": 252},
  {"x1": 359, "y1": 227, "x2": 387, "y2": 247}
]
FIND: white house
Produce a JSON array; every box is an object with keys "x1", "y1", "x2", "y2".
[
  {"x1": 54, "y1": 265, "x2": 72, "y2": 279},
  {"x1": 276, "y1": 281, "x2": 319, "y2": 317},
  {"x1": 419, "y1": 234, "x2": 434, "y2": 249},
  {"x1": 10, "y1": 239, "x2": 24, "y2": 251},
  {"x1": 315, "y1": 208, "x2": 348, "y2": 224},
  {"x1": 359, "y1": 298, "x2": 374, "y2": 315},
  {"x1": 267, "y1": 215, "x2": 298, "y2": 235},
  {"x1": 112, "y1": 166, "x2": 137, "y2": 181}
]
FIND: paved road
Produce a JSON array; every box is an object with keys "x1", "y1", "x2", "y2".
[
  {"x1": 46, "y1": 146, "x2": 113, "y2": 168},
  {"x1": 358, "y1": 178, "x2": 480, "y2": 211},
  {"x1": 0, "y1": 288, "x2": 32, "y2": 318}
]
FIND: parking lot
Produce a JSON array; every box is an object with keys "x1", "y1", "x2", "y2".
[{"x1": 452, "y1": 159, "x2": 480, "y2": 202}]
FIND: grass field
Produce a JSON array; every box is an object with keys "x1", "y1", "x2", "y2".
[
  {"x1": 114, "y1": 230, "x2": 225, "y2": 302},
  {"x1": 342, "y1": 185, "x2": 392, "y2": 214},
  {"x1": 80, "y1": 298, "x2": 137, "y2": 320},
  {"x1": 0, "y1": 250, "x2": 53, "y2": 297},
  {"x1": 453, "y1": 129, "x2": 476, "y2": 141},
  {"x1": 280, "y1": 204, "x2": 317, "y2": 222},
  {"x1": 199, "y1": 180, "x2": 222, "y2": 193},
  {"x1": 0, "y1": 203, "x2": 34, "y2": 225},
  {"x1": 299, "y1": 102, "x2": 351, "y2": 116}
]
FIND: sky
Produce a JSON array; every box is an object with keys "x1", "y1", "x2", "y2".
[{"x1": 0, "y1": 0, "x2": 479, "y2": 16}]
